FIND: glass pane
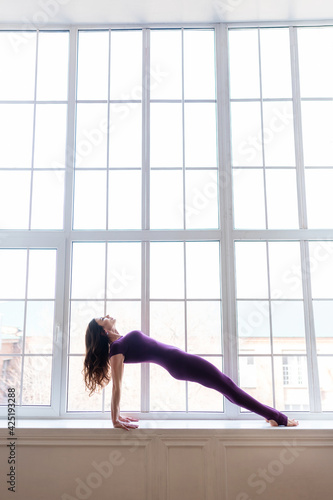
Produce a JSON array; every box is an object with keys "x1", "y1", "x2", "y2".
[
  {"x1": 233, "y1": 169, "x2": 266, "y2": 229},
  {"x1": 150, "y1": 363, "x2": 186, "y2": 411},
  {"x1": 301, "y1": 101, "x2": 333, "y2": 167},
  {"x1": 185, "y1": 170, "x2": 219, "y2": 229},
  {"x1": 33, "y1": 104, "x2": 67, "y2": 169},
  {"x1": 75, "y1": 103, "x2": 108, "y2": 168},
  {"x1": 186, "y1": 242, "x2": 220, "y2": 299},
  {"x1": 0, "y1": 249, "x2": 27, "y2": 299},
  {"x1": 150, "y1": 103, "x2": 182, "y2": 167},
  {"x1": 70, "y1": 300, "x2": 141, "y2": 354},
  {"x1": 260, "y1": 28, "x2": 292, "y2": 98},
  {"x1": 0, "y1": 356, "x2": 22, "y2": 404},
  {"x1": 305, "y1": 169, "x2": 333, "y2": 228},
  {"x1": 263, "y1": 101, "x2": 295, "y2": 166},
  {"x1": 312, "y1": 301, "x2": 333, "y2": 355},
  {"x1": 309, "y1": 242, "x2": 333, "y2": 299},
  {"x1": 271, "y1": 301, "x2": 306, "y2": 354},
  {"x1": 239, "y1": 356, "x2": 274, "y2": 410},
  {"x1": 185, "y1": 103, "x2": 217, "y2": 168},
  {"x1": 268, "y1": 242, "x2": 303, "y2": 299},
  {"x1": 265, "y1": 169, "x2": 299, "y2": 229},
  {"x1": 105, "y1": 301, "x2": 141, "y2": 336},
  {"x1": 150, "y1": 242, "x2": 184, "y2": 299},
  {"x1": 109, "y1": 103, "x2": 141, "y2": 168},
  {"x1": 71, "y1": 243, "x2": 106, "y2": 299},
  {"x1": 298, "y1": 27, "x2": 333, "y2": 98},
  {"x1": 105, "y1": 362, "x2": 141, "y2": 411},
  {"x1": 0, "y1": 301, "x2": 24, "y2": 355},
  {"x1": 25, "y1": 301, "x2": 54, "y2": 354},
  {"x1": 0, "y1": 31, "x2": 36, "y2": 100},
  {"x1": 31, "y1": 170, "x2": 65, "y2": 229},
  {"x1": 0, "y1": 104, "x2": 34, "y2": 168},
  {"x1": 107, "y1": 242, "x2": 141, "y2": 299},
  {"x1": 274, "y1": 356, "x2": 309, "y2": 411},
  {"x1": 150, "y1": 301, "x2": 185, "y2": 350},
  {"x1": 77, "y1": 31, "x2": 109, "y2": 100},
  {"x1": 73, "y1": 170, "x2": 107, "y2": 230},
  {"x1": 318, "y1": 356, "x2": 333, "y2": 411},
  {"x1": 230, "y1": 102, "x2": 263, "y2": 167},
  {"x1": 235, "y1": 243, "x2": 268, "y2": 299},
  {"x1": 108, "y1": 170, "x2": 141, "y2": 230},
  {"x1": 184, "y1": 29, "x2": 216, "y2": 100},
  {"x1": 187, "y1": 301, "x2": 222, "y2": 354},
  {"x1": 27, "y1": 249, "x2": 56, "y2": 299},
  {"x1": 237, "y1": 301, "x2": 271, "y2": 355},
  {"x1": 110, "y1": 30, "x2": 142, "y2": 100},
  {"x1": 0, "y1": 170, "x2": 31, "y2": 229},
  {"x1": 37, "y1": 31, "x2": 69, "y2": 101},
  {"x1": 150, "y1": 170, "x2": 183, "y2": 229},
  {"x1": 69, "y1": 300, "x2": 104, "y2": 354},
  {"x1": 150, "y1": 29, "x2": 182, "y2": 100},
  {"x1": 22, "y1": 355, "x2": 52, "y2": 405},
  {"x1": 188, "y1": 356, "x2": 224, "y2": 412},
  {"x1": 228, "y1": 29, "x2": 260, "y2": 99},
  {"x1": 67, "y1": 355, "x2": 103, "y2": 411}
]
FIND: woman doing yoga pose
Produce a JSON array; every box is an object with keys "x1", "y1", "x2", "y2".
[{"x1": 83, "y1": 315, "x2": 299, "y2": 431}]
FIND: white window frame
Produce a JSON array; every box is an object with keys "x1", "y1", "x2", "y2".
[{"x1": 0, "y1": 21, "x2": 332, "y2": 420}]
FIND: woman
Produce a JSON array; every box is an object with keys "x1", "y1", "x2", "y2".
[{"x1": 83, "y1": 315, "x2": 299, "y2": 431}]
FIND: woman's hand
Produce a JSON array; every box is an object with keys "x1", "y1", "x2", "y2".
[{"x1": 113, "y1": 416, "x2": 139, "y2": 431}]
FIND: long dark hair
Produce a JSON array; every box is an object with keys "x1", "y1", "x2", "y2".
[{"x1": 83, "y1": 319, "x2": 111, "y2": 396}]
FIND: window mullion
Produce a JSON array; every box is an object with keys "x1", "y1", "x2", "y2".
[
  {"x1": 290, "y1": 26, "x2": 321, "y2": 413},
  {"x1": 51, "y1": 239, "x2": 66, "y2": 417},
  {"x1": 141, "y1": 28, "x2": 150, "y2": 414},
  {"x1": 289, "y1": 26, "x2": 308, "y2": 229},
  {"x1": 60, "y1": 26, "x2": 78, "y2": 417},
  {"x1": 216, "y1": 24, "x2": 238, "y2": 419},
  {"x1": 300, "y1": 241, "x2": 322, "y2": 413}
]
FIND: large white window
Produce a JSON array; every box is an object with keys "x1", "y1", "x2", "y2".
[
  {"x1": 0, "y1": 25, "x2": 332, "y2": 419},
  {"x1": 230, "y1": 26, "x2": 333, "y2": 415}
]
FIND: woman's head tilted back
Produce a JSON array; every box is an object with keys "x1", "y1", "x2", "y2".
[{"x1": 83, "y1": 318, "x2": 111, "y2": 396}]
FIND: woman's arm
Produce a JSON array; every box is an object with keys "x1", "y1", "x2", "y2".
[{"x1": 110, "y1": 354, "x2": 139, "y2": 431}]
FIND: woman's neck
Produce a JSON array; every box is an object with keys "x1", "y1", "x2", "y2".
[{"x1": 106, "y1": 329, "x2": 122, "y2": 344}]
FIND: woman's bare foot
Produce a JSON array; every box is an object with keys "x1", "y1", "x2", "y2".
[{"x1": 265, "y1": 418, "x2": 299, "y2": 427}]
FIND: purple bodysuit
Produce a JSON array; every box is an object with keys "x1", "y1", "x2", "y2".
[{"x1": 109, "y1": 330, "x2": 288, "y2": 426}]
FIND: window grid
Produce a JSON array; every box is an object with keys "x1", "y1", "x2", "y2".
[
  {"x1": 0, "y1": 246, "x2": 58, "y2": 411},
  {"x1": 1, "y1": 24, "x2": 333, "y2": 419},
  {"x1": 257, "y1": 29, "x2": 269, "y2": 231},
  {"x1": 265, "y1": 241, "x2": 277, "y2": 408},
  {"x1": 0, "y1": 30, "x2": 68, "y2": 232}
]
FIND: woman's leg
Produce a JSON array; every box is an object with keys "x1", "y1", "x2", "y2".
[{"x1": 167, "y1": 351, "x2": 289, "y2": 425}]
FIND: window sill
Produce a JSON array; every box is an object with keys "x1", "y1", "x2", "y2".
[{"x1": 1, "y1": 418, "x2": 333, "y2": 431}]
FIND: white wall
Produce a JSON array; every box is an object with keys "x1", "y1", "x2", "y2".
[{"x1": 1, "y1": 424, "x2": 333, "y2": 500}]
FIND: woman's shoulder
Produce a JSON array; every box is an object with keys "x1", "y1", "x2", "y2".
[
  {"x1": 122, "y1": 329, "x2": 145, "y2": 338},
  {"x1": 110, "y1": 330, "x2": 143, "y2": 348}
]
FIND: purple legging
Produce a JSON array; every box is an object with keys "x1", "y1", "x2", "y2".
[
  {"x1": 161, "y1": 349, "x2": 288, "y2": 426},
  {"x1": 110, "y1": 330, "x2": 288, "y2": 426}
]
